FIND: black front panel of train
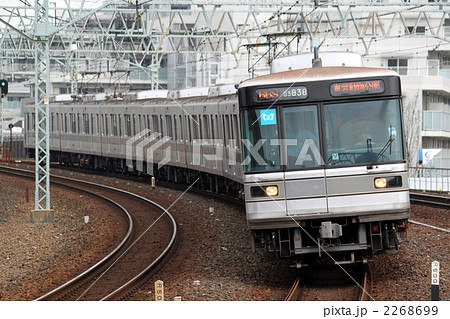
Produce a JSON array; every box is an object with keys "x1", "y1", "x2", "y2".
[{"x1": 238, "y1": 76, "x2": 401, "y2": 108}]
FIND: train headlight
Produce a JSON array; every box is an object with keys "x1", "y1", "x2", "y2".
[
  {"x1": 265, "y1": 186, "x2": 278, "y2": 197},
  {"x1": 250, "y1": 185, "x2": 279, "y2": 197},
  {"x1": 374, "y1": 176, "x2": 402, "y2": 189},
  {"x1": 374, "y1": 178, "x2": 387, "y2": 188}
]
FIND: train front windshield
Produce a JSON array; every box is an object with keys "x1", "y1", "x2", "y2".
[
  {"x1": 241, "y1": 98, "x2": 405, "y2": 173},
  {"x1": 241, "y1": 108, "x2": 281, "y2": 172},
  {"x1": 325, "y1": 99, "x2": 404, "y2": 166}
]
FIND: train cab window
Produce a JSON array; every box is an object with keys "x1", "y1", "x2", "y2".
[
  {"x1": 283, "y1": 105, "x2": 321, "y2": 169},
  {"x1": 324, "y1": 99, "x2": 404, "y2": 166},
  {"x1": 241, "y1": 109, "x2": 281, "y2": 172}
]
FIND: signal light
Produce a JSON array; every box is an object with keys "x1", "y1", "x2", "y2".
[
  {"x1": 371, "y1": 223, "x2": 380, "y2": 233},
  {"x1": 0, "y1": 79, "x2": 7, "y2": 97}
]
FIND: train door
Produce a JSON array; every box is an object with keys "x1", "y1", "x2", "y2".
[{"x1": 282, "y1": 104, "x2": 327, "y2": 217}]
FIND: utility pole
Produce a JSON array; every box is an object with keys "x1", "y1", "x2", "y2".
[{"x1": 32, "y1": 0, "x2": 53, "y2": 222}]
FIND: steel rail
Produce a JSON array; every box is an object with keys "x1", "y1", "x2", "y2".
[{"x1": 410, "y1": 192, "x2": 450, "y2": 209}]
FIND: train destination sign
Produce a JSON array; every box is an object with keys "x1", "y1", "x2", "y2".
[
  {"x1": 330, "y1": 80, "x2": 385, "y2": 97},
  {"x1": 255, "y1": 85, "x2": 308, "y2": 103}
]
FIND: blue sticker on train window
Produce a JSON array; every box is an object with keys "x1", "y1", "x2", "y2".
[{"x1": 260, "y1": 109, "x2": 276, "y2": 126}]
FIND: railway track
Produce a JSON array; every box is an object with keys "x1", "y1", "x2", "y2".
[
  {"x1": 285, "y1": 265, "x2": 371, "y2": 301},
  {"x1": 0, "y1": 165, "x2": 178, "y2": 301},
  {"x1": 410, "y1": 192, "x2": 450, "y2": 209}
]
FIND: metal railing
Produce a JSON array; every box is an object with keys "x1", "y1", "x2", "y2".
[{"x1": 409, "y1": 167, "x2": 450, "y2": 192}]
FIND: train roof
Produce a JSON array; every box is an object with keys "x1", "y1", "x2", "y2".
[{"x1": 238, "y1": 67, "x2": 399, "y2": 89}]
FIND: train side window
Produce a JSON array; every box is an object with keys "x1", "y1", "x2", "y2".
[
  {"x1": 51, "y1": 113, "x2": 55, "y2": 132},
  {"x1": 91, "y1": 114, "x2": 95, "y2": 135},
  {"x1": 223, "y1": 115, "x2": 231, "y2": 146},
  {"x1": 100, "y1": 115, "x2": 104, "y2": 136},
  {"x1": 174, "y1": 115, "x2": 178, "y2": 142},
  {"x1": 64, "y1": 114, "x2": 68, "y2": 133},
  {"x1": 178, "y1": 115, "x2": 183, "y2": 142},
  {"x1": 232, "y1": 114, "x2": 239, "y2": 141},
  {"x1": 132, "y1": 115, "x2": 137, "y2": 136},
  {"x1": 96, "y1": 115, "x2": 100, "y2": 136},
  {"x1": 105, "y1": 115, "x2": 110, "y2": 136},
  {"x1": 160, "y1": 115, "x2": 164, "y2": 136},
  {"x1": 56, "y1": 113, "x2": 60, "y2": 132},
  {"x1": 84, "y1": 114, "x2": 90, "y2": 134},
  {"x1": 198, "y1": 115, "x2": 203, "y2": 140},
  {"x1": 111, "y1": 114, "x2": 118, "y2": 136},
  {"x1": 192, "y1": 115, "x2": 199, "y2": 140},
  {"x1": 124, "y1": 114, "x2": 131, "y2": 137},
  {"x1": 211, "y1": 115, "x2": 215, "y2": 140},
  {"x1": 166, "y1": 115, "x2": 173, "y2": 139},
  {"x1": 118, "y1": 114, "x2": 122, "y2": 137},
  {"x1": 138, "y1": 115, "x2": 142, "y2": 133},
  {"x1": 70, "y1": 113, "x2": 76, "y2": 133},
  {"x1": 77, "y1": 114, "x2": 81, "y2": 135},
  {"x1": 187, "y1": 115, "x2": 192, "y2": 142},
  {"x1": 152, "y1": 115, "x2": 159, "y2": 133},
  {"x1": 202, "y1": 115, "x2": 210, "y2": 140}
]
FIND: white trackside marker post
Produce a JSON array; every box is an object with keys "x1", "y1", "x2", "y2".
[
  {"x1": 155, "y1": 280, "x2": 164, "y2": 301},
  {"x1": 431, "y1": 261, "x2": 439, "y2": 301}
]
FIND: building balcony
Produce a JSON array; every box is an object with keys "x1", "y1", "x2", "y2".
[{"x1": 423, "y1": 111, "x2": 450, "y2": 138}]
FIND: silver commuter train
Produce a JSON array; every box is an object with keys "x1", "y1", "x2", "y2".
[{"x1": 24, "y1": 65, "x2": 409, "y2": 266}]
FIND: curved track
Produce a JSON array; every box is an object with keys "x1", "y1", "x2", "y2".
[{"x1": 0, "y1": 165, "x2": 178, "y2": 301}]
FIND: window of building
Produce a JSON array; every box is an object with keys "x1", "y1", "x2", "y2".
[
  {"x1": 388, "y1": 59, "x2": 408, "y2": 75},
  {"x1": 407, "y1": 26, "x2": 425, "y2": 35}
]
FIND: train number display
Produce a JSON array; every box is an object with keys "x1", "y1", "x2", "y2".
[{"x1": 255, "y1": 86, "x2": 308, "y2": 103}]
